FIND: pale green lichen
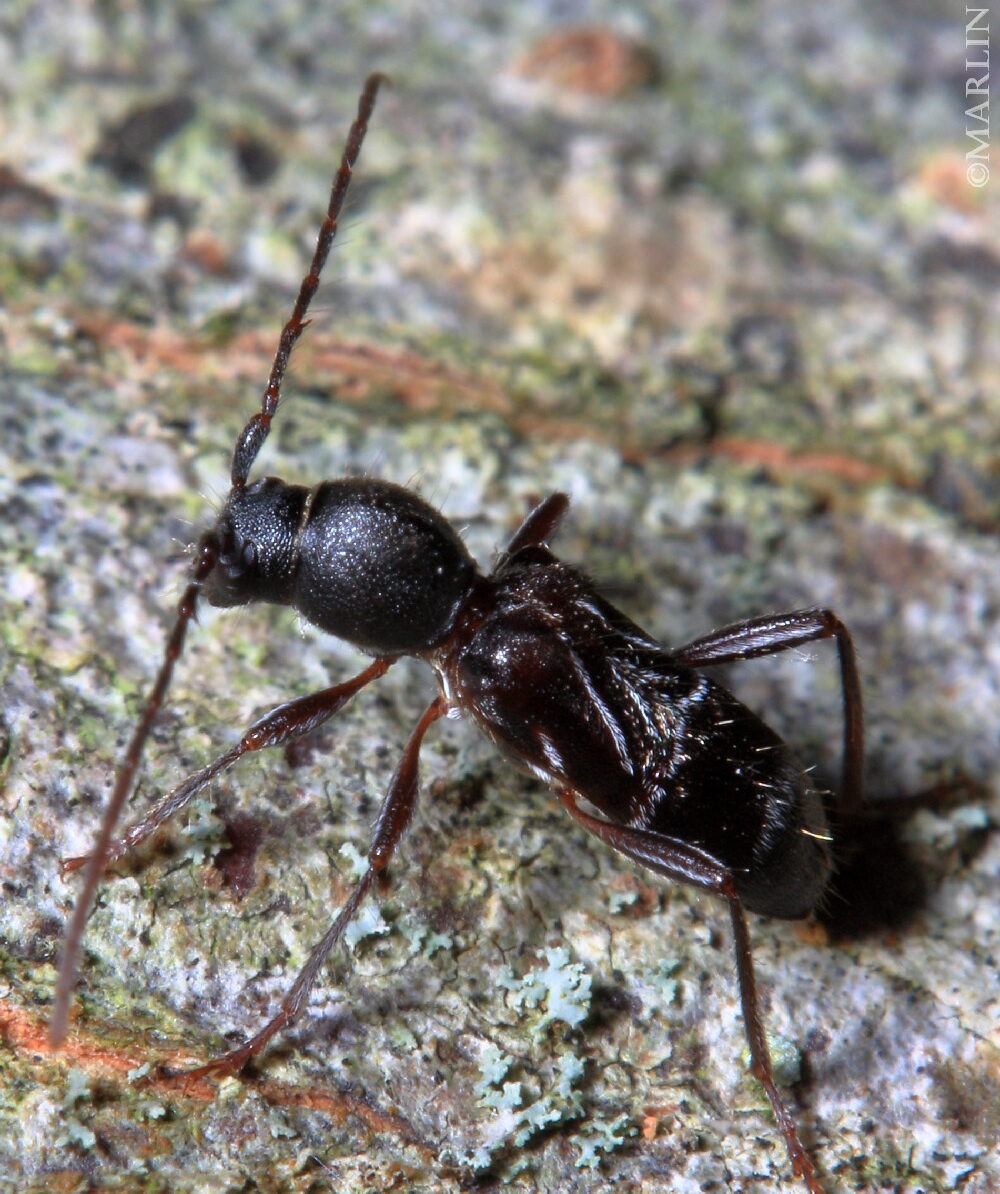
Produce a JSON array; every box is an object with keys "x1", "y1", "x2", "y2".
[
  {"x1": 337, "y1": 840, "x2": 368, "y2": 880},
  {"x1": 175, "y1": 790, "x2": 228, "y2": 865},
  {"x1": 63, "y1": 1068, "x2": 91, "y2": 1105},
  {"x1": 643, "y1": 956, "x2": 682, "y2": 1005},
  {"x1": 398, "y1": 918, "x2": 454, "y2": 959},
  {"x1": 56, "y1": 1118, "x2": 97, "y2": 1150},
  {"x1": 54, "y1": 1069, "x2": 98, "y2": 1151},
  {"x1": 461, "y1": 1041, "x2": 635, "y2": 1175},
  {"x1": 341, "y1": 900, "x2": 390, "y2": 951},
  {"x1": 473, "y1": 1043, "x2": 513, "y2": 1097},
  {"x1": 741, "y1": 1030, "x2": 803, "y2": 1090},
  {"x1": 452, "y1": 956, "x2": 639, "y2": 1176},
  {"x1": 606, "y1": 885, "x2": 640, "y2": 914},
  {"x1": 574, "y1": 1115, "x2": 636, "y2": 1170},
  {"x1": 458, "y1": 1045, "x2": 587, "y2": 1172},
  {"x1": 497, "y1": 945, "x2": 593, "y2": 1037}
]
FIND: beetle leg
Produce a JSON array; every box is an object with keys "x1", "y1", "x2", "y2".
[
  {"x1": 557, "y1": 786, "x2": 824, "y2": 1194},
  {"x1": 498, "y1": 492, "x2": 570, "y2": 562},
  {"x1": 60, "y1": 657, "x2": 395, "y2": 877},
  {"x1": 670, "y1": 608, "x2": 863, "y2": 816},
  {"x1": 51, "y1": 657, "x2": 393, "y2": 1049},
  {"x1": 176, "y1": 694, "x2": 447, "y2": 1080}
]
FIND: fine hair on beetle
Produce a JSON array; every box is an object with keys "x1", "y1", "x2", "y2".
[{"x1": 50, "y1": 74, "x2": 866, "y2": 1194}]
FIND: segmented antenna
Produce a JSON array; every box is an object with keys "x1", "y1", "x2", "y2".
[
  {"x1": 49, "y1": 539, "x2": 217, "y2": 1046},
  {"x1": 231, "y1": 71, "x2": 387, "y2": 488},
  {"x1": 49, "y1": 74, "x2": 386, "y2": 1047}
]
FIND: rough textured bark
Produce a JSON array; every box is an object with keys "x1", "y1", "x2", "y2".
[{"x1": 1, "y1": 3, "x2": 997, "y2": 1192}]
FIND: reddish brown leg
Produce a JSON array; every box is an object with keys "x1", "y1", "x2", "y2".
[
  {"x1": 557, "y1": 787, "x2": 825, "y2": 1194},
  {"x1": 60, "y1": 656, "x2": 393, "y2": 876},
  {"x1": 670, "y1": 608, "x2": 864, "y2": 815},
  {"x1": 501, "y1": 492, "x2": 570, "y2": 560},
  {"x1": 177, "y1": 694, "x2": 447, "y2": 1080}
]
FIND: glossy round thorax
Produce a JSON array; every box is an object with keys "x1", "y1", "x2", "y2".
[{"x1": 204, "y1": 476, "x2": 477, "y2": 655}]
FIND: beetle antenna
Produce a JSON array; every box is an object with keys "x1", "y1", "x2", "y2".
[
  {"x1": 49, "y1": 537, "x2": 217, "y2": 1046},
  {"x1": 50, "y1": 75, "x2": 387, "y2": 1047},
  {"x1": 230, "y1": 71, "x2": 387, "y2": 489}
]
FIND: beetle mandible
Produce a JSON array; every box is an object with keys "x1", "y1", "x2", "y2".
[{"x1": 50, "y1": 74, "x2": 864, "y2": 1194}]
